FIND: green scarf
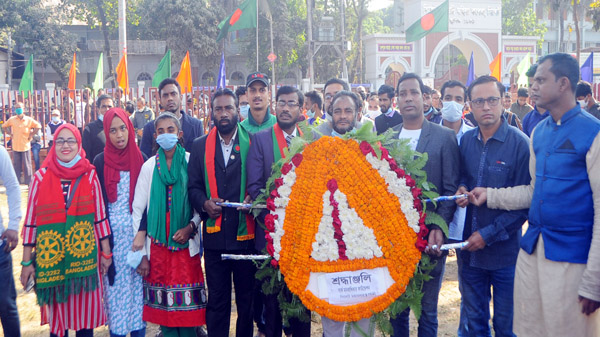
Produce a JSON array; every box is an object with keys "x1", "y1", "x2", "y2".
[
  {"x1": 35, "y1": 171, "x2": 98, "y2": 305},
  {"x1": 147, "y1": 144, "x2": 191, "y2": 249}
]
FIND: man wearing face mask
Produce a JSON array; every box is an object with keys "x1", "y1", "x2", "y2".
[
  {"x1": 235, "y1": 86, "x2": 250, "y2": 121},
  {"x1": 82, "y1": 94, "x2": 113, "y2": 162},
  {"x1": 575, "y1": 81, "x2": 600, "y2": 120},
  {"x1": 439, "y1": 80, "x2": 474, "y2": 337},
  {"x1": 45, "y1": 109, "x2": 66, "y2": 147},
  {"x1": 188, "y1": 88, "x2": 256, "y2": 337},
  {"x1": 303, "y1": 90, "x2": 324, "y2": 125},
  {"x1": 2, "y1": 102, "x2": 41, "y2": 185}
]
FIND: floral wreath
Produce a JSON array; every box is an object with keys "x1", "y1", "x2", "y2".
[{"x1": 253, "y1": 123, "x2": 447, "y2": 330}]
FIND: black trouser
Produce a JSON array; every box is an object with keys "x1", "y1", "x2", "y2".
[
  {"x1": 263, "y1": 292, "x2": 311, "y2": 337},
  {"x1": 204, "y1": 249, "x2": 256, "y2": 337}
]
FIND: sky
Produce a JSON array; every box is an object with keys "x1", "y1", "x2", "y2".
[{"x1": 368, "y1": 0, "x2": 394, "y2": 11}]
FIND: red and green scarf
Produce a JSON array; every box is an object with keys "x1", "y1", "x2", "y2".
[
  {"x1": 271, "y1": 123, "x2": 303, "y2": 164},
  {"x1": 35, "y1": 170, "x2": 98, "y2": 305},
  {"x1": 204, "y1": 125, "x2": 254, "y2": 240}
]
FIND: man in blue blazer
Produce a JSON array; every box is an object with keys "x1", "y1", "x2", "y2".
[
  {"x1": 140, "y1": 78, "x2": 203, "y2": 156},
  {"x1": 246, "y1": 86, "x2": 311, "y2": 337},
  {"x1": 390, "y1": 73, "x2": 460, "y2": 337}
]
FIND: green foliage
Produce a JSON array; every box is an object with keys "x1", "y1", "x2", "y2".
[
  {"x1": 502, "y1": 0, "x2": 548, "y2": 48},
  {"x1": 588, "y1": 1, "x2": 600, "y2": 31},
  {"x1": 2, "y1": 0, "x2": 78, "y2": 83},
  {"x1": 136, "y1": 0, "x2": 224, "y2": 67}
]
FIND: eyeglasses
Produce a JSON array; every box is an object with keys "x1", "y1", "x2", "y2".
[
  {"x1": 276, "y1": 101, "x2": 299, "y2": 108},
  {"x1": 55, "y1": 138, "x2": 77, "y2": 147},
  {"x1": 470, "y1": 97, "x2": 501, "y2": 108}
]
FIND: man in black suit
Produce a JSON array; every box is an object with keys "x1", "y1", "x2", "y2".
[
  {"x1": 390, "y1": 73, "x2": 460, "y2": 337},
  {"x1": 374, "y1": 84, "x2": 402, "y2": 134},
  {"x1": 188, "y1": 88, "x2": 255, "y2": 337},
  {"x1": 140, "y1": 78, "x2": 204, "y2": 157},
  {"x1": 82, "y1": 94, "x2": 113, "y2": 161},
  {"x1": 247, "y1": 85, "x2": 310, "y2": 337}
]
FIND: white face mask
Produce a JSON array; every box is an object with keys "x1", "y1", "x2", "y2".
[
  {"x1": 578, "y1": 99, "x2": 587, "y2": 109},
  {"x1": 441, "y1": 100, "x2": 464, "y2": 122},
  {"x1": 306, "y1": 109, "x2": 315, "y2": 118}
]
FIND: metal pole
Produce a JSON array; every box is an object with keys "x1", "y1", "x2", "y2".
[
  {"x1": 7, "y1": 32, "x2": 12, "y2": 90},
  {"x1": 256, "y1": 0, "x2": 259, "y2": 71},
  {"x1": 340, "y1": 0, "x2": 348, "y2": 82},
  {"x1": 270, "y1": 17, "x2": 275, "y2": 91},
  {"x1": 307, "y1": 0, "x2": 314, "y2": 89},
  {"x1": 118, "y1": 0, "x2": 127, "y2": 61}
]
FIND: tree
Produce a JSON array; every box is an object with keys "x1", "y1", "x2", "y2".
[
  {"x1": 502, "y1": 0, "x2": 547, "y2": 48},
  {"x1": 136, "y1": 0, "x2": 225, "y2": 79},
  {"x1": 60, "y1": 0, "x2": 141, "y2": 88},
  {"x1": 1, "y1": 0, "x2": 77, "y2": 84}
]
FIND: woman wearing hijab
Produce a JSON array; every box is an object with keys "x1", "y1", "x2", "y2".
[
  {"x1": 93, "y1": 108, "x2": 146, "y2": 337},
  {"x1": 20, "y1": 123, "x2": 112, "y2": 337},
  {"x1": 131, "y1": 113, "x2": 205, "y2": 337}
]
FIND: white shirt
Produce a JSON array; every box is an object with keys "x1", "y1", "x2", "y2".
[
  {"x1": 282, "y1": 127, "x2": 297, "y2": 142},
  {"x1": 0, "y1": 146, "x2": 22, "y2": 244},
  {"x1": 219, "y1": 128, "x2": 238, "y2": 166},
  {"x1": 398, "y1": 128, "x2": 422, "y2": 151}
]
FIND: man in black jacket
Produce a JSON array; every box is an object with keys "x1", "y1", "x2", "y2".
[
  {"x1": 374, "y1": 84, "x2": 402, "y2": 134},
  {"x1": 188, "y1": 88, "x2": 254, "y2": 337},
  {"x1": 82, "y1": 94, "x2": 113, "y2": 161},
  {"x1": 140, "y1": 78, "x2": 204, "y2": 157}
]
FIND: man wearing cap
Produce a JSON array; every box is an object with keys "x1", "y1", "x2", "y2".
[
  {"x1": 240, "y1": 72, "x2": 277, "y2": 134},
  {"x1": 2, "y1": 102, "x2": 41, "y2": 185},
  {"x1": 45, "y1": 109, "x2": 66, "y2": 147}
]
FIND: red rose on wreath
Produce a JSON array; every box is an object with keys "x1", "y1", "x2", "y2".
[
  {"x1": 327, "y1": 179, "x2": 338, "y2": 192},
  {"x1": 270, "y1": 189, "x2": 279, "y2": 199},
  {"x1": 405, "y1": 176, "x2": 416, "y2": 187},
  {"x1": 415, "y1": 238, "x2": 428, "y2": 251},
  {"x1": 412, "y1": 187, "x2": 422, "y2": 199},
  {"x1": 359, "y1": 141, "x2": 374, "y2": 155},
  {"x1": 291, "y1": 153, "x2": 303, "y2": 167},
  {"x1": 266, "y1": 198, "x2": 276, "y2": 211},
  {"x1": 281, "y1": 162, "x2": 293, "y2": 175},
  {"x1": 264, "y1": 214, "x2": 276, "y2": 232},
  {"x1": 395, "y1": 168, "x2": 406, "y2": 178},
  {"x1": 275, "y1": 177, "x2": 284, "y2": 188},
  {"x1": 270, "y1": 259, "x2": 279, "y2": 267}
]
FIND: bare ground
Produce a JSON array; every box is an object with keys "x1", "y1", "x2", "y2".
[{"x1": 3, "y1": 189, "x2": 462, "y2": 337}]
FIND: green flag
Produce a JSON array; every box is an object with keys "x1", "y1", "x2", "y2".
[
  {"x1": 216, "y1": 0, "x2": 257, "y2": 42},
  {"x1": 152, "y1": 50, "x2": 171, "y2": 88},
  {"x1": 18, "y1": 54, "x2": 34, "y2": 98},
  {"x1": 517, "y1": 52, "x2": 531, "y2": 88},
  {"x1": 406, "y1": 0, "x2": 449, "y2": 43},
  {"x1": 92, "y1": 53, "x2": 104, "y2": 91}
]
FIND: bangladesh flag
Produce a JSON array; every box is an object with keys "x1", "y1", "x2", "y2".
[
  {"x1": 406, "y1": 0, "x2": 449, "y2": 43},
  {"x1": 216, "y1": 0, "x2": 257, "y2": 42}
]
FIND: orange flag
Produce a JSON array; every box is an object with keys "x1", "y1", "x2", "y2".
[
  {"x1": 489, "y1": 52, "x2": 502, "y2": 81},
  {"x1": 68, "y1": 53, "x2": 77, "y2": 98},
  {"x1": 116, "y1": 53, "x2": 130, "y2": 95},
  {"x1": 176, "y1": 51, "x2": 192, "y2": 93}
]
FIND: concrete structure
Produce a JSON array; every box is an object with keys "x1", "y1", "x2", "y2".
[{"x1": 364, "y1": 0, "x2": 537, "y2": 90}]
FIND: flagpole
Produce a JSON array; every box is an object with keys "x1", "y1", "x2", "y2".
[{"x1": 256, "y1": 0, "x2": 259, "y2": 71}]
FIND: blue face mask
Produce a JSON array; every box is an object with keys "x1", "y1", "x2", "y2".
[
  {"x1": 15, "y1": 108, "x2": 23, "y2": 115},
  {"x1": 58, "y1": 154, "x2": 82, "y2": 168},
  {"x1": 240, "y1": 105, "x2": 249, "y2": 119},
  {"x1": 156, "y1": 133, "x2": 179, "y2": 151},
  {"x1": 98, "y1": 114, "x2": 104, "y2": 121}
]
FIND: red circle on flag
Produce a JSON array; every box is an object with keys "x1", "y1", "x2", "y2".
[{"x1": 421, "y1": 13, "x2": 435, "y2": 31}]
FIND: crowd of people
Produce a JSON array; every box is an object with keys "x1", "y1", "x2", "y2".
[{"x1": 0, "y1": 51, "x2": 599, "y2": 337}]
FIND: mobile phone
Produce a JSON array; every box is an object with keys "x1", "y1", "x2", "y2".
[{"x1": 25, "y1": 275, "x2": 35, "y2": 293}]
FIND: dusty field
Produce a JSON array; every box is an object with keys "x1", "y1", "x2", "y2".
[{"x1": 3, "y1": 188, "x2": 462, "y2": 337}]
